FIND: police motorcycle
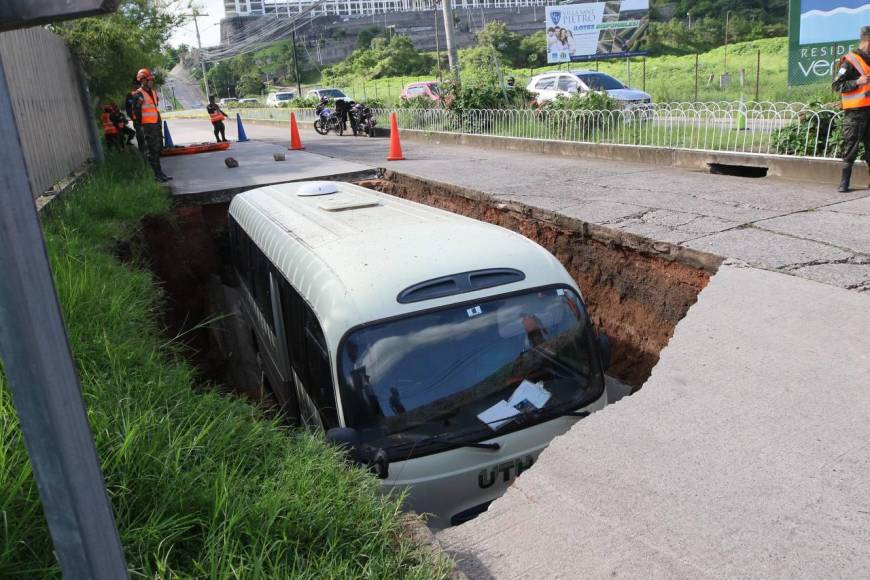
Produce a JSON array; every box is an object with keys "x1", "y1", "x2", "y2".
[
  {"x1": 313, "y1": 97, "x2": 343, "y2": 136},
  {"x1": 350, "y1": 102, "x2": 377, "y2": 137}
]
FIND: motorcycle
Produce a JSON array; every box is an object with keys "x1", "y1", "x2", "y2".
[
  {"x1": 350, "y1": 103, "x2": 377, "y2": 137},
  {"x1": 314, "y1": 100, "x2": 343, "y2": 136}
]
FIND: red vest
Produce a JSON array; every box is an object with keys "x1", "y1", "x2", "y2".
[{"x1": 101, "y1": 112, "x2": 118, "y2": 136}]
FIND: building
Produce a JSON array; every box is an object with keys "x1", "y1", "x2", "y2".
[{"x1": 224, "y1": 0, "x2": 555, "y2": 18}]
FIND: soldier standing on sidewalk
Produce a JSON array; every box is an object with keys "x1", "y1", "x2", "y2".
[{"x1": 833, "y1": 26, "x2": 870, "y2": 192}]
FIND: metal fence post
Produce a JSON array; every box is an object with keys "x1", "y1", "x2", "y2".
[
  {"x1": 0, "y1": 55, "x2": 128, "y2": 578},
  {"x1": 73, "y1": 56, "x2": 103, "y2": 163},
  {"x1": 694, "y1": 53, "x2": 699, "y2": 102},
  {"x1": 755, "y1": 49, "x2": 761, "y2": 101}
]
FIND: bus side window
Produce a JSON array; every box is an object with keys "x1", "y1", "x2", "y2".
[
  {"x1": 278, "y1": 278, "x2": 339, "y2": 428},
  {"x1": 251, "y1": 247, "x2": 273, "y2": 331}
]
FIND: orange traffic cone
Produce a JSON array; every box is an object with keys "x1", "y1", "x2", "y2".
[
  {"x1": 288, "y1": 112, "x2": 304, "y2": 151},
  {"x1": 386, "y1": 112, "x2": 404, "y2": 161}
]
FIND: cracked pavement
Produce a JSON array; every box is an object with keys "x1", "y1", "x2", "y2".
[{"x1": 166, "y1": 119, "x2": 870, "y2": 292}]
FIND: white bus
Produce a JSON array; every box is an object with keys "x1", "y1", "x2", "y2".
[{"x1": 227, "y1": 180, "x2": 611, "y2": 528}]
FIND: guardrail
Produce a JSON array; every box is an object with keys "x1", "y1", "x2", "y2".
[{"x1": 211, "y1": 102, "x2": 845, "y2": 160}]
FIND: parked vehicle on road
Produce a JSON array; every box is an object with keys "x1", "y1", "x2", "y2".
[
  {"x1": 527, "y1": 71, "x2": 652, "y2": 109},
  {"x1": 266, "y1": 91, "x2": 296, "y2": 107},
  {"x1": 400, "y1": 81, "x2": 441, "y2": 102},
  {"x1": 218, "y1": 97, "x2": 240, "y2": 106},
  {"x1": 228, "y1": 180, "x2": 611, "y2": 529},
  {"x1": 314, "y1": 99, "x2": 343, "y2": 135},
  {"x1": 350, "y1": 102, "x2": 377, "y2": 136},
  {"x1": 239, "y1": 97, "x2": 260, "y2": 105},
  {"x1": 306, "y1": 87, "x2": 348, "y2": 101}
]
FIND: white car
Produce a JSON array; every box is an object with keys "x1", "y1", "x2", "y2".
[
  {"x1": 306, "y1": 88, "x2": 348, "y2": 101},
  {"x1": 266, "y1": 91, "x2": 296, "y2": 107},
  {"x1": 218, "y1": 97, "x2": 239, "y2": 106},
  {"x1": 527, "y1": 71, "x2": 652, "y2": 109},
  {"x1": 239, "y1": 98, "x2": 260, "y2": 105}
]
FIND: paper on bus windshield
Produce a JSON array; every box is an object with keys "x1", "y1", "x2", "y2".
[{"x1": 477, "y1": 380, "x2": 552, "y2": 430}]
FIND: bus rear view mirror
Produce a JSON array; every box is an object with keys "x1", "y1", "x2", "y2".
[
  {"x1": 326, "y1": 428, "x2": 390, "y2": 480},
  {"x1": 597, "y1": 334, "x2": 611, "y2": 373}
]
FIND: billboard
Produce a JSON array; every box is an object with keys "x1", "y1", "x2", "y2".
[
  {"x1": 545, "y1": 0, "x2": 649, "y2": 64},
  {"x1": 788, "y1": 0, "x2": 870, "y2": 85}
]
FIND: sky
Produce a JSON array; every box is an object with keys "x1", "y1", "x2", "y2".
[{"x1": 169, "y1": 0, "x2": 225, "y2": 48}]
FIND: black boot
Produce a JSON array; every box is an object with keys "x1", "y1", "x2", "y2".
[{"x1": 838, "y1": 165, "x2": 852, "y2": 193}]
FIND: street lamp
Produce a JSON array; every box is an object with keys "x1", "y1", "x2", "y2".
[{"x1": 687, "y1": 11, "x2": 691, "y2": 29}]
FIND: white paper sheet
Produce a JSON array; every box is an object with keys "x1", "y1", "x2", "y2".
[
  {"x1": 477, "y1": 400, "x2": 521, "y2": 431},
  {"x1": 508, "y1": 379, "x2": 552, "y2": 411}
]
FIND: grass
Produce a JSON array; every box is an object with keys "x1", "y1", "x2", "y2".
[
  {"x1": 0, "y1": 153, "x2": 451, "y2": 579},
  {"x1": 330, "y1": 37, "x2": 836, "y2": 105}
]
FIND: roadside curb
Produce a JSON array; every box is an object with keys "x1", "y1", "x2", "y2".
[{"x1": 402, "y1": 514, "x2": 468, "y2": 580}]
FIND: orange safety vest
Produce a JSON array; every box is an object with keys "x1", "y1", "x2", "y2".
[
  {"x1": 137, "y1": 88, "x2": 160, "y2": 124},
  {"x1": 101, "y1": 112, "x2": 118, "y2": 136},
  {"x1": 209, "y1": 108, "x2": 226, "y2": 123},
  {"x1": 841, "y1": 52, "x2": 870, "y2": 110}
]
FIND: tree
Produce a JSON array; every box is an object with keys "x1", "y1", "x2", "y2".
[
  {"x1": 51, "y1": 0, "x2": 183, "y2": 102},
  {"x1": 236, "y1": 69, "x2": 265, "y2": 97}
]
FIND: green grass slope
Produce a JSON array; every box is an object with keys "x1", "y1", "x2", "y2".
[{"x1": 0, "y1": 154, "x2": 450, "y2": 579}]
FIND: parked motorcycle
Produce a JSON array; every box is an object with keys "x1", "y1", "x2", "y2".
[
  {"x1": 350, "y1": 103, "x2": 377, "y2": 137},
  {"x1": 314, "y1": 99, "x2": 343, "y2": 136}
]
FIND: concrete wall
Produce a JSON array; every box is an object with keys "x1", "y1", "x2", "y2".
[
  {"x1": 0, "y1": 27, "x2": 98, "y2": 198},
  {"x1": 221, "y1": 6, "x2": 546, "y2": 66}
]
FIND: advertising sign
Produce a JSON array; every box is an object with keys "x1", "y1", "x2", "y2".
[
  {"x1": 788, "y1": 0, "x2": 870, "y2": 85},
  {"x1": 545, "y1": 0, "x2": 649, "y2": 64}
]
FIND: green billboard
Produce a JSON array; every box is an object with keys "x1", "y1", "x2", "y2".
[{"x1": 789, "y1": 0, "x2": 870, "y2": 86}]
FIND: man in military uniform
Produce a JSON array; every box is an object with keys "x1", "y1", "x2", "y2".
[
  {"x1": 833, "y1": 26, "x2": 870, "y2": 192},
  {"x1": 132, "y1": 68, "x2": 172, "y2": 182}
]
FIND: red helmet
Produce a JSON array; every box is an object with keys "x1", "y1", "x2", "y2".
[{"x1": 136, "y1": 68, "x2": 153, "y2": 82}]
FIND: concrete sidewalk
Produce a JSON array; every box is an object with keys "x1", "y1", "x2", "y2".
[
  {"x1": 439, "y1": 263, "x2": 870, "y2": 578},
  {"x1": 165, "y1": 118, "x2": 870, "y2": 292}
]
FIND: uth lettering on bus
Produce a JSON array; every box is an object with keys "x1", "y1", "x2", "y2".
[{"x1": 478, "y1": 455, "x2": 535, "y2": 488}]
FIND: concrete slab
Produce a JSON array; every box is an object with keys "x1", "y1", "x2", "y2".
[
  {"x1": 756, "y1": 210, "x2": 870, "y2": 254},
  {"x1": 161, "y1": 141, "x2": 375, "y2": 204},
  {"x1": 791, "y1": 262, "x2": 870, "y2": 290},
  {"x1": 439, "y1": 265, "x2": 870, "y2": 578},
  {"x1": 826, "y1": 195, "x2": 870, "y2": 216},
  {"x1": 685, "y1": 227, "x2": 854, "y2": 269}
]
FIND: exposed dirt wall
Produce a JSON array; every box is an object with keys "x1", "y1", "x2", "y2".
[{"x1": 361, "y1": 173, "x2": 721, "y2": 387}]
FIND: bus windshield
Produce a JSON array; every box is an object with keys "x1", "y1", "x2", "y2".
[{"x1": 338, "y1": 287, "x2": 604, "y2": 458}]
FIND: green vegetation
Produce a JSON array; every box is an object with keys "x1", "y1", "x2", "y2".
[
  {"x1": 0, "y1": 154, "x2": 450, "y2": 578},
  {"x1": 52, "y1": 0, "x2": 182, "y2": 102},
  {"x1": 332, "y1": 37, "x2": 835, "y2": 105}
]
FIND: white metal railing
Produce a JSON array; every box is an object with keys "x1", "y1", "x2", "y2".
[{"x1": 228, "y1": 102, "x2": 844, "y2": 159}]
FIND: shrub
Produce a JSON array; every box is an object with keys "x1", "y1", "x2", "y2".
[{"x1": 772, "y1": 105, "x2": 843, "y2": 157}]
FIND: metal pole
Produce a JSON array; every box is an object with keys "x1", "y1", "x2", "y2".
[
  {"x1": 694, "y1": 53, "x2": 699, "y2": 102},
  {"x1": 724, "y1": 10, "x2": 731, "y2": 74},
  {"x1": 433, "y1": 0, "x2": 443, "y2": 83},
  {"x1": 625, "y1": 57, "x2": 630, "y2": 86},
  {"x1": 73, "y1": 56, "x2": 103, "y2": 164},
  {"x1": 292, "y1": 28, "x2": 302, "y2": 97},
  {"x1": 192, "y1": 9, "x2": 210, "y2": 101},
  {"x1": 642, "y1": 57, "x2": 646, "y2": 92},
  {"x1": 0, "y1": 53, "x2": 128, "y2": 580},
  {"x1": 755, "y1": 48, "x2": 761, "y2": 101},
  {"x1": 441, "y1": 0, "x2": 460, "y2": 81}
]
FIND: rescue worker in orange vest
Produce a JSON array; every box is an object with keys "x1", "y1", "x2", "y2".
[
  {"x1": 206, "y1": 95, "x2": 229, "y2": 142},
  {"x1": 132, "y1": 67, "x2": 172, "y2": 182},
  {"x1": 100, "y1": 104, "x2": 121, "y2": 151},
  {"x1": 833, "y1": 26, "x2": 870, "y2": 192}
]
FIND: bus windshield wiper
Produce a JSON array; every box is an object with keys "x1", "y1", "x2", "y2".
[{"x1": 389, "y1": 430, "x2": 501, "y2": 453}]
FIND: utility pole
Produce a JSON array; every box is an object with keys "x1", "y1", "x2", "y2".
[
  {"x1": 440, "y1": 0, "x2": 460, "y2": 81},
  {"x1": 433, "y1": 0, "x2": 443, "y2": 82},
  {"x1": 724, "y1": 10, "x2": 732, "y2": 74},
  {"x1": 291, "y1": 28, "x2": 302, "y2": 97},
  {"x1": 186, "y1": 4, "x2": 211, "y2": 101}
]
